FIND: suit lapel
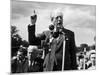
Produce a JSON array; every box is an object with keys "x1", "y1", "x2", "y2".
[
  {"x1": 57, "y1": 34, "x2": 64, "y2": 45},
  {"x1": 23, "y1": 60, "x2": 29, "y2": 72}
]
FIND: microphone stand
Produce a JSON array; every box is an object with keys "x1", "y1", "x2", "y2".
[
  {"x1": 55, "y1": 25, "x2": 67, "y2": 71},
  {"x1": 62, "y1": 32, "x2": 66, "y2": 71}
]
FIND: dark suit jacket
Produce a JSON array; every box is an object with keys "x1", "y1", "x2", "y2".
[
  {"x1": 23, "y1": 58, "x2": 43, "y2": 72},
  {"x1": 11, "y1": 58, "x2": 26, "y2": 73},
  {"x1": 11, "y1": 57, "x2": 43, "y2": 73},
  {"x1": 28, "y1": 24, "x2": 77, "y2": 71}
]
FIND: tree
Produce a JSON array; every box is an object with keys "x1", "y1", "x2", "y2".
[
  {"x1": 11, "y1": 26, "x2": 18, "y2": 37},
  {"x1": 11, "y1": 25, "x2": 22, "y2": 57},
  {"x1": 21, "y1": 40, "x2": 29, "y2": 47}
]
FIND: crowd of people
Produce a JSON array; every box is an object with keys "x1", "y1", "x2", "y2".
[
  {"x1": 11, "y1": 45, "x2": 44, "y2": 73},
  {"x1": 76, "y1": 49, "x2": 96, "y2": 70},
  {"x1": 11, "y1": 9, "x2": 96, "y2": 73},
  {"x1": 11, "y1": 45, "x2": 96, "y2": 73}
]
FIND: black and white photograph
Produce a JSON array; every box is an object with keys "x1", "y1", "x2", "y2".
[{"x1": 11, "y1": 0, "x2": 96, "y2": 73}]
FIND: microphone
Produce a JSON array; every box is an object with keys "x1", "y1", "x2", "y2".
[
  {"x1": 49, "y1": 24, "x2": 54, "y2": 31},
  {"x1": 49, "y1": 24, "x2": 59, "y2": 38}
]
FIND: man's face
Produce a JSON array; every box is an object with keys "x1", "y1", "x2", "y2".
[
  {"x1": 53, "y1": 16, "x2": 63, "y2": 28},
  {"x1": 52, "y1": 16, "x2": 63, "y2": 32},
  {"x1": 90, "y1": 53, "x2": 96, "y2": 62},
  {"x1": 27, "y1": 49, "x2": 37, "y2": 60},
  {"x1": 17, "y1": 51, "x2": 24, "y2": 60},
  {"x1": 79, "y1": 58, "x2": 84, "y2": 64}
]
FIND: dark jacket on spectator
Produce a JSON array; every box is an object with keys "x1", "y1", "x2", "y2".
[{"x1": 11, "y1": 57, "x2": 43, "y2": 73}]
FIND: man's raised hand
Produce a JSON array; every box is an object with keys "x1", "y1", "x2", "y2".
[{"x1": 30, "y1": 10, "x2": 37, "y2": 25}]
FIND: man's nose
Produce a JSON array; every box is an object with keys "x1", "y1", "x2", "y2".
[{"x1": 58, "y1": 17, "x2": 61, "y2": 20}]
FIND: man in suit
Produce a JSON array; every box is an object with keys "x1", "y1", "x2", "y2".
[
  {"x1": 23, "y1": 45, "x2": 44, "y2": 72},
  {"x1": 86, "y1": 50, "x2": 96, "y2": 70},
  {"x1": 11, "y1": 47, "x2": 27, "y2": 73},
  {"x1": 28, "y1": 9, "x2": 77, "y2": 71}
]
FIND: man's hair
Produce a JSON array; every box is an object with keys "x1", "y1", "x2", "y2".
[
  {"x1": 18, "y1": 47, "x2": 27, "y2": 56},
  {"x1": 27, "y1": 45, "x2": 38, "y2": 53},
  {"x1": 50, "y1": 8, "x2": 63, "y2": 21},
  {"x1": 78, "y1": 55, "x2": 84, "y2": 61}
]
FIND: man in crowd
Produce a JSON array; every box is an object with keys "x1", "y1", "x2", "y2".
[
  {"x1": 11, "y1": 47, "x2": 27, "y2": 73},
  {"x1": 86, "y1": 50, "x2": 96, "y2": 70},
  {"x1": 77, "y1": 54, "x2": 84, "y2": 70},
  {"x1": 28, "y1": 9, "x2": 77, "y2": 71},
  {"x1": 22, "y1": 45, "x2": 44, "y2": 72}
]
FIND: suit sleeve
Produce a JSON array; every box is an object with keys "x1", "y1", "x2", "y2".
[
  {"x1": 28, "y1": 24, "x2": 46, "y2": 45},
  {"x1": 69, "y1": 32, "x2": 77, "y2": 70}
]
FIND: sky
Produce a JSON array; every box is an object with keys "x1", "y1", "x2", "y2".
[{"x1": 11, "y1": 0, "x2": 96, "y2": 46}]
